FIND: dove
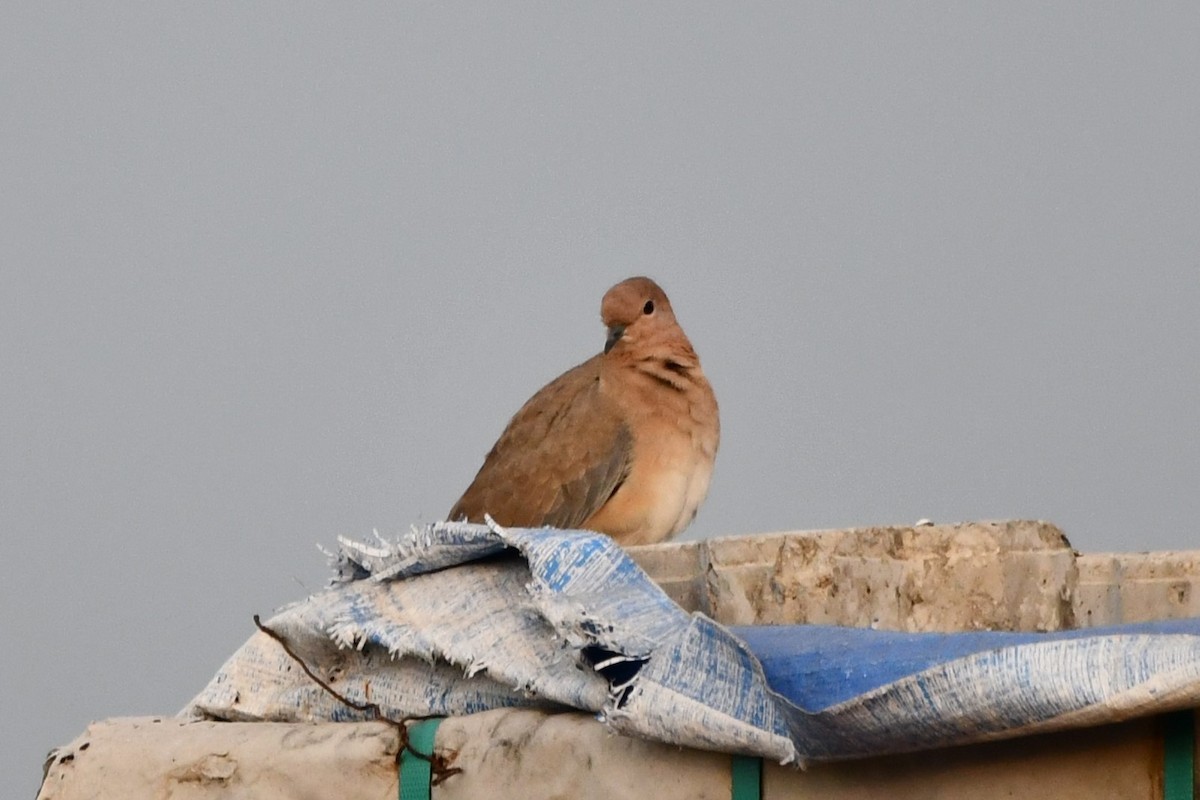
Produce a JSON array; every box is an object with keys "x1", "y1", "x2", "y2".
[{"x1": 448, "y1": 276, "x2": 719, "y2": 546}]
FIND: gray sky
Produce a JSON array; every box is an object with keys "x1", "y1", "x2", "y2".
[{"x1": 4, "y1": 4, "x2": 1199, "y2": 795}]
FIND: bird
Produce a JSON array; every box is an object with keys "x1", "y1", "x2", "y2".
[{"x1": 448, "y1": 276, "x2": 719, "y2": 546}]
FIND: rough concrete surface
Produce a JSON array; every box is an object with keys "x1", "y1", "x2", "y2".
[
  {"x1": 1076, "y1": 550, "x2": 1200, "y2": 628},
  {"x1": 631, "y1": 520, "x2": 1078, "y2": 631},
  {"x1": 38, "y1": 716, "x2": 401, "y2": 800},
  {"x1": 37, "y1": 710, "x2": 1190, "y2": 800},
  {"x1": 38, "y1": 520, "x2": 1200, "y2": 798}
]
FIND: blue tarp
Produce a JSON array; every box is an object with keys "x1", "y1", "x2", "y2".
[{"x1": 186, "y1": 522, "x2": 1200, "y2": 765}]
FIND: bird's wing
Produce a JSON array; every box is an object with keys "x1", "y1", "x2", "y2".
[{"x1": 448, "y1": 357, "x2": 633, "y2": 530}]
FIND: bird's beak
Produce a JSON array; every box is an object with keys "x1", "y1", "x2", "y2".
[{"x1": 604, "y1": 324, "x2": 626, "y2": 354}]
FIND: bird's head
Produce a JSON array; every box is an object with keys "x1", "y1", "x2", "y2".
[{"x1": 600, "y1": 276, "x2": 679, "y2": 355}]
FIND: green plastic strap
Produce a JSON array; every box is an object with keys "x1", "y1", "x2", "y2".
[
  {"x1": 1164, "y1": 711, "x2": 1195, "y2": 800},
  {"x1": 731, "y1": 755, "x2": 762, "y2": 800},
  {"x1": 399, "y1": 718, "x2": 444, "y2": 800}
]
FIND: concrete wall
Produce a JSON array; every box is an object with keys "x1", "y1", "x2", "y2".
[
  {"x1": 630, "y1": 519, "x2": 1200, "y2": 632},
  {"x1": 1076, "y1": 550, "x2": 1200, "y2": 628},
  {"x1": 39, "y1": 710, "x2": 1192, "y2": 800},
  {"x1": 37, "y1": 520, "x2": 1200, "y2": 799}
]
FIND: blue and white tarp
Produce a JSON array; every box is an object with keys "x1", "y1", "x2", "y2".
[{"x1": 185, "y1": 522, "x2": 1200, "y2": 765}]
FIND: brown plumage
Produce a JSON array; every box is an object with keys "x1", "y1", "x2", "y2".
[{"x1": 448, "y1": 276, "x2": 719, "y2": 546}]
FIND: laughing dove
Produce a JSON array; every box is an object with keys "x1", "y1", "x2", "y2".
[{"x1": 448, "y1": 276, "x2": 719, "y2": 546}]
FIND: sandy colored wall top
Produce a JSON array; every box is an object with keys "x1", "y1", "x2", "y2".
[
  {"x1": 38, "y1": 710, "x2": 1187, "y2": 800},
  {"x1": 1076, "y1": 550, "x2": 1200, "y2": 627},
  {"x1": 38, "y1": 521, "x2": 1200, "y2": 799},
  {"x1": 629, "y1": 519, "x2": 1200, "y2": 632}
]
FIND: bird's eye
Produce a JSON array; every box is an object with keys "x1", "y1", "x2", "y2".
[{"x1": 643, "y1": 300, "x2": 655, "y2": 315}]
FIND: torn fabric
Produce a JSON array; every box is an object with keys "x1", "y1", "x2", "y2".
[{"x1": 185, "y1": 522, "x2": 1200, "y2": 764}]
